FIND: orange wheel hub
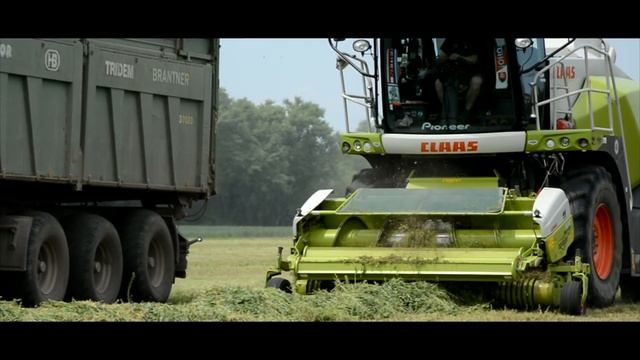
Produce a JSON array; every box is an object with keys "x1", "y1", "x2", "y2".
[{"x1": 592, "y1": 203, "x2": 614, "y2": 279}]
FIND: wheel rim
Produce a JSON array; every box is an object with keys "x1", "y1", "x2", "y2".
[
  {"x1": 93, "y1": 242, "x2": 113, "y2": 293},
  {"x1": 593, "y1": 203, "x2": 614, "y2": 279},
  {"x1": 37, "y1": 240, "x2": 58, "y2": 295},
  {"x1": 147, "y1": 236, "x2": 166, "y2": 287}
]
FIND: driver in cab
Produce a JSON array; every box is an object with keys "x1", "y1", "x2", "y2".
[{"x1": 435, "y1": 38, "x2": 484, "y2": 120}]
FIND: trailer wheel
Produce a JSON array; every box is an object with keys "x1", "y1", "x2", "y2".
[
  {"x1": 118, "y1": 210, "x2": 174, "y2": 302},
  {"x1": 62, "y1": 214, "x2": 122, "y2": 304},
  {"x1": 559, "y1": 281, "x2": 586, "y2": 315},
  {"x1": 560, "y1": 166, "x2": 622, "y2": 307},
  {"x1": 266, "y1": 277, "x2": 292, "y2": 293},
  {"x1": 19, "y1": 211, "x2": 69, "y2": 307}
]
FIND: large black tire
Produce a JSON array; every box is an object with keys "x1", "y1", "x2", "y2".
[
  {"x1": 117, "y1": 209, "x2": 174, "y2": 302},
  {"x1": 19, "y1": 211, "x2": 69, "y2": 307},
  {"x1": 62, "y1": 214, "x2": 123, "y2": 303},
  {"x1": 346, "y1": 168, "x2": 396, "y2": 196},
  {"x1": 560, "y1": 166, "x2": 622, "y2": 307},
  {"x1": 346, "y1": 168, "x2": 376, "y2": 196},
  {"x1": 266, "y1": 277, "x2": 292, "y2": 293},
  {"x1": 559, "y1": 281, "x2": 586, "y2": 315}
]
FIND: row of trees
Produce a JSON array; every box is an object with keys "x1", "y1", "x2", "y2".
[{"x1": 186, "y1": 89, "x2": 368, "y2": 226}]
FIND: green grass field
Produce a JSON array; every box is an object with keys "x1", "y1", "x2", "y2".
[
  {"x1": 169, "y1": 236, "x2": 293, "y2": 301},
  {"x1": 171, "y1": 232, "x2": 640, "y2": 321},
  {"x1": 1, "y1": 226, "x2": 640, "y2": 321}
]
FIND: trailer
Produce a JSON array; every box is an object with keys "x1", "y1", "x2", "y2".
[{"x1": 0, "y1": 38, "x2": 218, "y2": 305}]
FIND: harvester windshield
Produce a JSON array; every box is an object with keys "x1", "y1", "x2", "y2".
[{"x1": 381, "y1": 38, "x2": 545, "y2": 134}]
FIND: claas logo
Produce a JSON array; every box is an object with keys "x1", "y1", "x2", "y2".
[{"x1": 420, "y1": 141, "x2": 479, "y2": 153}]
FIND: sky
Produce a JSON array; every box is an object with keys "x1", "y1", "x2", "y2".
[{"x1": 220, "y1": 38, "x2": 640, "y2": 133}]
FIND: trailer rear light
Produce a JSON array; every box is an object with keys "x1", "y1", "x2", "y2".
[
  {"x1": 578, "y1": 138, "x2": 589, "y2": 148},
  {"x1": 353, "y1": 140, "x2": 362, "y2": 151},
  {"x1": 342, "y1": 142, "x2": 351, "y2": 152},
  {"x1": 560, "y1": 137, "x2": 570, "y2": 147},
  {"x1": 545, "y1": 139, "x2": 556, "y2": 149}
]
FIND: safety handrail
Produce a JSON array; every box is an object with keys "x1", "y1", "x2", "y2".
[
  {"x1": 336, "y1": 55, "x2": 376, "y2": 133},
  {"x1": 531, "y1": 42, "x2": 620, "y2": 134},
  {"x1": 531, "y1": 40, "x2": 630, "y2": 209}
]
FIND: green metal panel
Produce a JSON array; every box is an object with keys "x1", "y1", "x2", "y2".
[
  {"x1": 295, "y1": 246, "x2": 523, "y2": 281},
  {"x1": 95, "y1": 39, "x2": 180, "y2": 57},
  {"x1": 94, "y1": 39, "x2": 215, "y2": 64},
  {"x1": 0, "y1": 38, "x2": 83, "y2": 182},
  {"x1": 81, "y1": 39, "x2": 216, "y2": 193},
  {"x1": 406, "y1": 177, "x2": 498, "y2": 189},
  {"x1": 340, "y1": 132, "x2": 385, "y2": 155},
  {"x1": 572, "y1": 77, "x2": 640, "y2": 187},
  {"x1": 525, "y1": 77, "x2": 639, "y2": 186},
  {"x1": 525, "y1": 129, "x2": 605, "y2": 153},
  {"x1": 0, "y1": 38, "x2": 217, "y2": 196}
]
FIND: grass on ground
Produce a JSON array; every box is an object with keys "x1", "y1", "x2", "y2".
[{"x1": 1, "y1": 227, "x2": 640, "y2": 321}]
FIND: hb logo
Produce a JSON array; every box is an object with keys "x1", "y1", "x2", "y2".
[{"x1": 45, "y1": 49, "x2": 60, "y2": 71}]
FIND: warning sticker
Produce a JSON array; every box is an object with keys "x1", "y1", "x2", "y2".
[
  {"x1": 494, "y1": 39, "x2": 508, "y2": 89},
  {"x1": 387, "y1": 49, "x2": 397, "y2": 84}
]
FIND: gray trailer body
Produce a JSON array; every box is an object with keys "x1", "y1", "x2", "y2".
[
  {"x1": 0, "y1": 38, "x2": 218, "y2": 306},
  {"x1": 0, "y1": 38, "x2": 218, "y2": 200}
]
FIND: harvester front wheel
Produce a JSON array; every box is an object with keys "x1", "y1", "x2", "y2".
[
  {"x1": 559, "y1": 281, "x2": 585, "y2": 315},
  {"x1": 267, "y1": 277, "x2": 292, "y2": 293},
  {"x1": 561, "y1": 166, "x2": 622, "y2": 307}
]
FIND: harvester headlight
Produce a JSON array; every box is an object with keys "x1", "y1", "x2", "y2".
[
  {"x1": 514, "y1": 38, "x2": 533, "y2": 49},
  {"x1": 363, "y1": 141, "x2": 373, "y2": 153},
  {"x1": 353, "y1": 140, "x2": 362, "y2": 151},
  {"x1": 545, "y1": 139, "x2": 556, "y2": 149},
  {"x1": 353, "y1": 39, "x2": 371, "y2": 53},
  {"x1": 342, "y1": 142, "x2": 351, "y2": 152},
  {"x1": 578, "y1": 138, "x2": 589, "y2": 148},
  {"x1": 560, "y1": 137, "x2": 570, "y2": 147}
]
